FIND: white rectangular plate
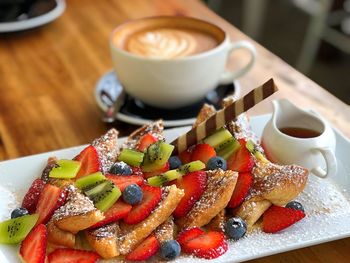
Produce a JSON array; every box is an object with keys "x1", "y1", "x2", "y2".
[{"x1": 0, "y1": 114, "x2": 349, "y2": 263}]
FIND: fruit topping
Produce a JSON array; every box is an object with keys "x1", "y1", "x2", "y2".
[
  {"x1": 203, "y1": 127, "x2": 233, "y2": 149},
  {"x1": 224, "y1": 217, "x2": 247, "y2": 240},
  {"x1": 109, "y1": 161, "x2": 132, "y2": 175},
  {"x1": 216, "y1": 137, "x2": 240, "y2": 160},
  {"x1": 206, "y1": 156, "x2": 227, "y2": 170},
  {"x1": 177, "y1": 160, "x2": 206, "y2": 174},
  {"x1": 11, "y1": 207, "x2": 29, "y2": 219},
  {"x1": 49, "y1": 159, "x2": 81, "y2": 179},
  {"x1": 176, "y1": 227, "x2": 205, "y2": 246},
  {"x1": 125, "y1": 234, "x2": 160, "y2": 261},
  {"x1": 122, "y1": 184, "x2": 143, "y2": 205},
  {"x1": 48, "y1": 248, "x2": 100, "y2": 263},
  {"x1": 22, "y1": 178, "x2": 46, "y2": 214},
  {"x1": 286, "y1": 201, "x2": 305, "y2": 212},
  {"x1": 118, "y1": 148, "x2": 145, "y2": 167},
  {"x1": 0, "y1": 214, "x2": 38, "y2": 244},
  {"x1": 191, "y1": 143, "x2": 216, "y2": 164},
  {"x1": 263, "y1": 205, "x2": 306, "y2": 233},
  {"x1": 178, "y1": 149, "x2": 192, "y2": 164},
  {"x1": 74, "y1": 145, "x2": 101, "y2": 179},
  {"x1": 75, "y1": 172, "x2": 105, "y2": 190},
  {"x1": 228, "y1": 172, "x2": 253, "y2": 209},
  {"x1": 142, "y1": 141, "x2": 174, "y2": 172},
  {"x1": 169, "y1": 156, "x2": 182, "y2": 170},
  {"x1": 106, "y1": 175, "x2": 144, "y2": 191},
  {"x1": 19, "y1": 224, "x2": 47, "y2": 263},
  {"x1": 173, "y1": 171, "x2": 207, "y2": 218},
  {"x1": 137, "y1": 133, "x2": 158, "y2": 152},
  {"x1": 143, "y1": 161, "x2": 169, "y2": 179},
  {"x1": 160, "y1": 240, "x2": 181, "y2": 260},
  {"x1": 147, "y1": 169, "x2": 182, "y2": 187},
  {"x1": 124, "y1": 184, "x2": 162, "y2": 224},
  {"x1": 227, "y1": 139, "x2": 255, "y2": 173}
]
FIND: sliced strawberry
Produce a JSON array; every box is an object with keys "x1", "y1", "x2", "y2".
[
  {"x1": 89, "y1": 201, "x2": 132, "y2": 229},
  {"x1": 173, "y1": 171, "x2": 207, "y2": 218},
  {"x1": 177, "y1": 227, "x2": 205, "y2": 246},
  {"x1": 106, "y1": 175, "x2": 144, "y2": 191},
  {"x1": 228, "y1": 172, "x2": 253, "y2": 208},
  {"x1": 19, "y1": 224, "x2": 47, "y2": 263},
  {"x1": 227, "y1": 139, "x2": 254, "y2": 173},
  {"x1": 191, "y1": 144, "x2": 216, "y2": 164},
  {"x1": 123, "y1": 184, "x2": 162, "y2": 224},
  {"x1": 137, "y1": 133, "x2": 158, "y2": 152},
  {"x1": 35, "y1": 184, "x2": 66, "y2": 225},
  {"x1": 48, "y1": 248, "x2": 100, "y2": 263},
  {"x1": 125, "y1": 234, "x2": 160, "y2": 261},
  {"x1": 263, "y1": 205, "x2": 305, "y2": 233},
  {"x1": 179, "y1": 149, "x2": 192, "y2": 164},
  {"x1": 22, "y1": 179, "x2": 46, "y2": 214},
  {"x1": 132, "y1": 166, "x2": 144, "y2": 177},
  {"x1": 143, "y1": 162, "x2": 170, "y2": 179},
  {"x1": 74, "y1": 145, "x2": 101, "y2": 178}
]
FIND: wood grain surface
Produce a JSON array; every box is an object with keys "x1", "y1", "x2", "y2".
[{"x1": 0, "y1": 0, "x2": 349, "y2": 262}]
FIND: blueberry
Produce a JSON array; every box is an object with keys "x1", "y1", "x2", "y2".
[
  {"x1": 11, "y1": 207, "x2": 29, "y2": 219},
  {"x1": 225, "y1": 217, "x2": 247, "y2": 240},
  {"x1": 206, "y1": 156, "x2": 227, "y2": 171},
  {"x1": 160, "y1": 240, "x2": 181, "y2": 260},
  {"x1": 122, "y1": 184, "x2": 143, "y2": 205},
  {"x1": 109, "y1": 161, "x2": 132, "y2": 175},
  {"x1": 286, "y1": 201, "x2": 304, "y2": 212},
  {"x1": 169, "y1": 156, "x2": 182, "y2": 170}
]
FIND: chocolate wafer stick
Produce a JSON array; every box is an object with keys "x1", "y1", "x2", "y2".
[{"x1": 171, "y1": 78, "x2": 278, "y2": 153}]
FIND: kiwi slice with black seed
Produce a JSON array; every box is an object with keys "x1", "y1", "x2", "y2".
[
  {"x1": 177, "y1": 160, "x2": 205, "y2": 174},
  {"x1": 75, "y1": 172, "x2": 105, "y2": 190},
  {"x1": 142, "y1": 142, "x2": 174, "y2": 172},
  {"x1": 86, "y1": 181, "x2": 121, "y2": 212},
  {"x1": 49, "y1": 159, "x2": 81, "y2": 179},
  {"x1": 147, "y1": 169, "x2": 182, "y2": 186},
  {"x1": 216, "y1": 137, "x2": 241, "y2": 160},
  {"x1": 118, "y1": 149, "x2": 145, "y2": 167},
  {"x1": 203, "y1": 128, "x2": 233, "y2": 149}
]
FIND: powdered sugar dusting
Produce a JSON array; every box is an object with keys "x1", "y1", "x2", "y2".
[{"x1": 0, "y1": 184, "x2": 17, "y2": 221}]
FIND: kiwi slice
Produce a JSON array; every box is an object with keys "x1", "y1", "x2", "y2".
[
  {"x1": 177, "y1": 160, "x2": 205, "y2": 174},
  {"x1": 203, "y1": 128, "x2": 233, "y2": 149},
  {"x1": 245, "y1": 139, "x2": 269, "y2": 163},
  {"x1": 87, "y1": 181, "x2": 121, "y2": 212},
  {"x1": 85, "y1": 180, "x2": 109, "y2": 196},
  {"x1": 118, "y1": 149, "x2": 144, "y2": 167},
  {"x1": 0, "y1": 214, "x2": 38, "y2": 244},
  {"x1": 142, "y1": 142, "x2": 174, "y2": 172},
  {"x1": 216, "y1": 137, "x2": 241, "y2": 160},
  {"x1": 75, "y1": 172, "x2": 105, "y2": 190},
  {"x1": 49, "y1": 159, "x2": 81, "y2": 179},
  {"x1": 147, "y1": 169, "x2": 182, "y2": 186}
]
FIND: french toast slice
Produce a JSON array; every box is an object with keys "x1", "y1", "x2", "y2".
[
  {"x1": 41, "y1": 157, "x2": 58, "y2": 182},
  {"x1": 154, "y1": 217, "x2": 175, "y2": 243},
  {"x1": 47, "y1": 220, "x2": 75, "y2": 248},
  {"x1": 85, "y1": 223, "x2": 120, "y2": 259},
  {"x1": 193, "y1": 103, "x2": 216, "y2": 128},
  {"x1": 206, "y1": 209, "x2": 226, "y2": 232},
  {"x1": 119, "y1": 185, "x2": 184, "y2": 255}
]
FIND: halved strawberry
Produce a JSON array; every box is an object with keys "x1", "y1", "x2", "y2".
[
  {"x1": 35, "y1": 184, "x2": 66, "y2": 225},
  {"x1": 125, "y1": 234, "x2": 160, "y2": 261},
  {"x1": 48, "y1": 248, "x2": 100, "y2": 263},
  {"x1": 74, "y1": 145, "x2": 101, "y2": 178},
  {"x1": 179, "y1": 149, "x2": 192, "y2": 164},
  {"x1": 227, "y1": 139, "x2": 254, "y2": 173},
  {"x1": 173, "y1": 171, "x2": 207, "y2": 218},
  {"x1": 181, "y1": 231, "x2": 228, "y2": 259},
  {"x1": 19, "y1": 224, "x2": 47, "y2": 263},
  {"x1": 123, "y1": 184, "x2": 162, "y2": 224},
  {"x1": 22, "y1": 179, "x2": 46, "y2": 214},
  {"x1": 89, "y1": 201, "x2": 132, "y2": 229},
  {"x1": 263, "y1": 205, "x2": 305, "y2": 233},
  {"x1": 137, "y1": 133, "x2": 158, "y2": 152},
  {"x1": 228, "y1": 172, "x2": 253, "y2": 208},
  {"x1": 106, "y1": 175, "x2": 144, "y2": 191},
  {"x1": 143, "y1": 162, "x2": 170, "y2": 179},
  {"x1": 176, "y1": 227, "x2": 205, "y2": 246},
  {"x1": 191, "y1": 144, "x2": 216, "y2": 164}
]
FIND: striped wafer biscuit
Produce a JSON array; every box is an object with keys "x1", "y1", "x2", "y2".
[{"x1": 171, "y1": 78, "x2": 278, "y2": 153}]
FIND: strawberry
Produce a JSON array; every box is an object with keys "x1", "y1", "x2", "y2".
[
  {"x1": 125, "y1": 234, "x2": 160, "y2": 261},
  {"x1": 19, "y1": 224, "x2": 47, "y2": 263},
  {"x1": 35, "y1": 184, "x2": 66, "y2": 225},
  {"x1": 179, "y1": 149, "x2": 192, "y2": 164},
  {"x1": 137, "y1": 133, "x2": 158, "y2": 152},
  {"x1": 106, "y1": 175, "x2": 144, "y2": 191},
  {"x1": 227, "y1": 139, "x2": 254, "y2": 173},
  {"x1": 132, "y1": 166, "x2": 144, "y2": 177},
  {"x1": 22, "y1": 179, "x2": 46, "y2": 213},
  {"x1": 176, "y1": 227, "x2": 205, "y2": 246},
  {"x1": 74, "y1": 145, "x2": 101, "y2": 178},
  {"x1": 191, "y1": 144, "x2": 216, "y2": 164},
  {"x1": 89, "y1": 201, "x2": 132, "y2": 229},
  {"x1": 173, "y1": 171, "x2": 207, "y2": 218},
  {"x1": 263, "y1": 205, "x2": 305, "y2": 233},
  {"x1": 143, "y1": 162, "x2": 170, "y2": 179},
  {"x1": 181, "y1": 231, "x2": 228, "y2": 259},
  {"x1": 228, "y1": 172, "x2": 253, "y2": 208},
  {"x1": 48, "y1": 248, "x2": 100, "y2": 263},
  {"x1": 123, "y1": 184, "x2": 162, "y2": 224}
]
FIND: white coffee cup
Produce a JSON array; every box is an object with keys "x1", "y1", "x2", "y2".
[{"x1": 110, "y1": 16, "x2": 256, "y2": 109}]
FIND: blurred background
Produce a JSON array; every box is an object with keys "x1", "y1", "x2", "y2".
[{"x1": 207, "y1": 0, "x2": 350, "y2": 104}]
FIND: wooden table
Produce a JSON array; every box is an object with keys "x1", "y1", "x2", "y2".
[{"x1": 0, "y1": 0, "x2": 349, "y2": 262}]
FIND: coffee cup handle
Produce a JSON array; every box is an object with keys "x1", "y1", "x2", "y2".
[
  {"x1": 311, "y1": 147, "x2": 337, "y2": 178},
  {"x1": 219, "y1": 41, "x2": 257, "y2": 85}
]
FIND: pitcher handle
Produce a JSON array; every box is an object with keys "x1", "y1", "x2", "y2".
[{"x1": 311, "y1": 147, "x2": 337, "y2": 178}]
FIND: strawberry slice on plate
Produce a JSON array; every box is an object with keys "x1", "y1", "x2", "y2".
[
  {"x1": 48, "y1": 248, "x2": 100, "y2": 263},
  {"x1": 106, "y1": 175, "x2": 144, "y2": 191},
  {"x1": 125, "y1": 234, "x2": 160, "y2": 261},
  {"x1": 123, "y1": 184, "x2": 162, "y2": 224},
  {"x1": 137, "y1": 133, "x2": 158, "y2": 152},
  {"x1": 22, "y1": 179, "x2": 46, "y2": 214},
  {"x1": 263, "y1": 205, "x2": 305, "y2": 233},
  {"x1": 228, "y1": 172, "x2": 253, "y2": 209},
  {"x1": 191, "y1": 144, "x2": 216, "y2": 164},
  {"x1": 19, "y1": 224, "x2": 47, "y2": 263},
  {"x1": 143, "y1": 161, "x2": 170, "y2": 179},
  {"x1": 74, "y1": 145, "x2": 101, "y2": 178},
  {"x1": 177, "y1": 227, "x2": 205, "y2": 246},
  {"x1": 179, "y1": 149, "x2": 192, "y2": 164},
  {"x1": 227, "y1": 139, "x2": 254, "y2": 173},
  {"x1": 173, "y1": 171, "x2": 207, "y2": 218}
]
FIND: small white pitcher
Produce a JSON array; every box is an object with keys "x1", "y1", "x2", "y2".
[{"x1": 262, "y1": 99, "x2": 337, "y2": 178}]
